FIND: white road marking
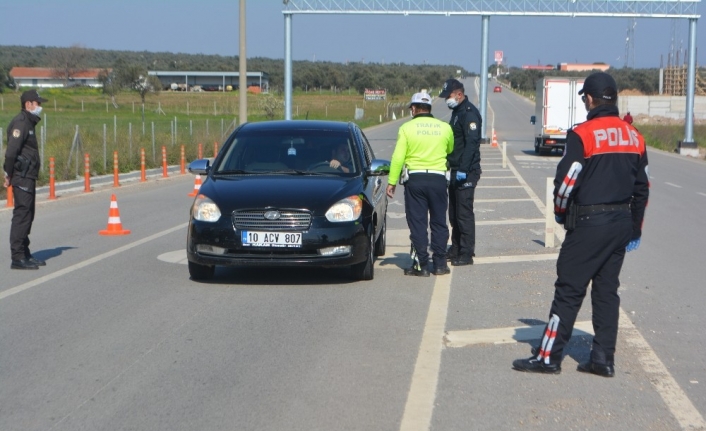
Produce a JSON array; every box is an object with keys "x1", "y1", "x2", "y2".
[
  {"x1": 444, "y1": 321, "x2": 594, "y2": 348},
  {"x1": 475, "y1": 198, "x2": 532, "y2": 203},
  {"x1": 477, "y1": 185, "x2": 524, "y2": 189},
  {"x1": 399, "y1": 263, "x2": 452, "y2": 431},
  {"x1": 1, "y1": 223, "x2": 188, "y2": 301},
  {"x1": 665, "y1": 182, "x2": 683, "y2": 188},
  {"x1": 619, "y1": 308, "x2": 706, "y2": 429},
  {"x1": 698, "y1": 192, "x2": 706, "y2": 197},
  {"x1": 514, "y1": 155, "x2": 560, "y2": 162},
  {"x1": 482, "y1": 176, "x2": 516, "y2": 179},
  {"x1": 476, "y1": 218, "x2": 544, "y2": 225},
  {"x1": 387, "y1": 212, "x2": 406, "y2": 219}
]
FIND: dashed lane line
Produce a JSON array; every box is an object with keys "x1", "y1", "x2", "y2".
[
  {"x1": 398, "y1": 259, "x2": 452, "y2": 431},
  {"x1": 665, "y1": 182, "x2": 683, "y2": 188},
  {"x1": 1, "y1": 223, "x2": 189, "y2": 301},
  {"x1": 619, "y1": 308, "x2": 706, "y2": 429}
]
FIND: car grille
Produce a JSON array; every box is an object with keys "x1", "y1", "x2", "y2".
[{"x1": 232, "y1": 210, "x2": 312, "y2": 231}]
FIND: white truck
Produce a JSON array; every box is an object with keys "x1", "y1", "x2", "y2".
[{"x1": 530, "y1": 77, "x2": 585, "y2": 155}]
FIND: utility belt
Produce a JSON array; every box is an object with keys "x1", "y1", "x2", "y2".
[
  {"x1": 408, "y1": 169, "x2": 446, "y2": 176},
  {"x1": 565, "y1": 202, "x2": 631, "y2": 230}
]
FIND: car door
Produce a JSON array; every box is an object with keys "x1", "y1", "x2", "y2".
[{"x1": 356, "y1": 126, "x2": 387, "y2": 234}]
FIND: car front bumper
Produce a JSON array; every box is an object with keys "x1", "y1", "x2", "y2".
[{"x1": 187, "y1": 217, "x2": 370, "y2": 268}]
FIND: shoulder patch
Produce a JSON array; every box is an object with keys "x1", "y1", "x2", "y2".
[
  {"x1": 469, "y1": 122, "x2": 477, "y2": 131},
  {"x1": 12, "y1": 129, "x2": 20, "y2": 138}
]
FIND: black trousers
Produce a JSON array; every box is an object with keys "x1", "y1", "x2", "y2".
[
  {"x1": 10, "y1": 182, "x2": 36, "y2": 261},
  {"x1": 448, "y1": 179, "x2": 476, "y2": 260},
  {"x1": 404, "y1": 174, "x2": 449, "y2": 269},
  {"x1": 537, "y1": 214, "x2": 632, "y2": 365}
]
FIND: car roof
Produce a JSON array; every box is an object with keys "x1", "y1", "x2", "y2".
[{"x1": 239, "y1": 120, "x2": 353, "y2": 133}]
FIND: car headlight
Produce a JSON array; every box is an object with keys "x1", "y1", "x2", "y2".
[
  {"x1": 192, "y1": 194, "x2": 222, "y2": 222},
  {"x1": 326, "y1": 195, "x2": 362, "y2": 222}
]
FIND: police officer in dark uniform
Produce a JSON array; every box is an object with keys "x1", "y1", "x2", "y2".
[
  {"x1": 512, "y1": 72, "x2": 649, "y2": 377},
  {"x1": 4, "y1": 89, "x2": 47, "y2": 270},
  {"x1": 439, "y1": 79, "x2": 482, "y2": 266}
]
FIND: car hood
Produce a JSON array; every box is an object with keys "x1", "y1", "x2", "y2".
[{"x1": 199, "y1": 175, "x2": 363, "y2": 215}]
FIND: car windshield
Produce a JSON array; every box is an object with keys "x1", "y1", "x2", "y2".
[{"x1": 213, "y1": 129, "x2": 358, "y2": 175}]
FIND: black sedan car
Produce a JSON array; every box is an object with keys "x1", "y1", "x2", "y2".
[{"x1": 186, "y1": 120, "x2": 390, "y2": 281}]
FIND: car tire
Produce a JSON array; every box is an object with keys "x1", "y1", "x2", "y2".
[
  {"x1": 534, "y1": 139, "x2": 540, "y2": 154},
  {"x1": 351, "y1": 227, "x2": 375, "y2": 281},
  {"x1": 189, "y1": 261, "x2": 215, "y2": 281},
  {"x1": 374, "y1": 218, "x2": 386, "y2": 257}
]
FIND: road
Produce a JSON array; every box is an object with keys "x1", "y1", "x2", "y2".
[{"x1": 1, "y1": 79, "x2": 705, "y2": 431}]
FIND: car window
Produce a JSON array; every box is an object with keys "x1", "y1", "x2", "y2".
[
  {"x1": 358, "y1": 128, "x2": 374, "y2": 166},
  {"x1": 214, "y1": 130, "x2": 358, "y2": 175}
]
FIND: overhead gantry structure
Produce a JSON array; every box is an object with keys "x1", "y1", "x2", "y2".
[{"x1": 281, "y1": 0, "x2": 700, "y2": 153}]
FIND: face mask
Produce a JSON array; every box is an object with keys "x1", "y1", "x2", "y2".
[
  {"x1": 445, "y1": 97, "x2": 459, "y2": 109},
  {"x1": 30, "y1": 106, "x2": 42, "y2": 116}
]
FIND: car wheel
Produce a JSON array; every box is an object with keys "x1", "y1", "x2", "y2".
[
  {"x1": 188, "y1": 261, "x2": 215, "y2": 280},
  {"x1": 351, "y1": 227, "x2": 374, "y2": 281},
  {"x1": 534, "y1": 139, "x2": 540, "y2": 154},
  {"x1": 374, "y1": 218, "x2": 386, "y2": 257}
]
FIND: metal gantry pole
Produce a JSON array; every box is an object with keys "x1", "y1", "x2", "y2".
[
  {"x1": 684, "y1": 17, "x2": 697, "y2": 145},
  {"x1": 284, "y1": 12, "x2": 293, "y2": 120},
  {"x1": 239, "y1": 0, "x2": 247, "y2": 124},
  {"x1": 479, "y1": 15, "x2": 490, "y2": 143}
]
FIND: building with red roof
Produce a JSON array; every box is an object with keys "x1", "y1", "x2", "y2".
[{"x1": 10, "y1": 67, "x2": 105, "y2": 88}]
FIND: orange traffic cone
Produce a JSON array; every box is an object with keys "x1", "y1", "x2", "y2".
[
  {"x1": 188, "y1": 175, "x2": 202, "y2": 197},
  {"x1": 491, "y1": 129, "x2": 498, "y2": 147},
  {"x1": 99, "y1": 194, "x2": 131, "y2": 235}
]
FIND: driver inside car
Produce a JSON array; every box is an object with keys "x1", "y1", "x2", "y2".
[{"x1": 328, "y1": 143, "x2": 353, "y2": 173}]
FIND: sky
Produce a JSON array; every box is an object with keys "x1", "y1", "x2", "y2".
[{"x1": 1, "y1": 0, "x2": 704, "y2": 73}]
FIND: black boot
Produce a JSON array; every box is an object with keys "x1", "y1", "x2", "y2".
[
  {"x1": 11, "y1": 258, "x2": 39, "y2": 270},
  {"x1": 26, "y1": 255, "x2": 46, "y2": 266},
  {"x1": 512, "y1": 356, "x2": 561, "y2": 374}
]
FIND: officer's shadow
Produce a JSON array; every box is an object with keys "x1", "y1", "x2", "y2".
[
  {"x1": 32, "y1": 246, "x2": 77, "y2": 262},
  {"x1": 514, "y1": 318, "x2": 593, "y2": 365}
]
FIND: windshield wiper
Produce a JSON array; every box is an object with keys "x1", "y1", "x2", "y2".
[
  {"x1": 213, "y1": 169, "x2": 253, "y2": 175},
  {"x1": 278, "y1": 169, "x2": 321, "y2": 175}
]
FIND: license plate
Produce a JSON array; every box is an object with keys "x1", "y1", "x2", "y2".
[{"x1": 241, "y1": 231, "x2": 302, "y2": 247}]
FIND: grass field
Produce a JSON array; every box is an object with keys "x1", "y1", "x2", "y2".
[
  {"x1": 0, "y1": 88, "x2": 410, "y2": 194},
  {"x1": 0, "y1": 87, "x2": 703, "y2": 200}
]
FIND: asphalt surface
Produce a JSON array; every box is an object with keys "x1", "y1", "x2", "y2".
[{"x1": 1, "y1": 79, "x2": 705, "y2": 431}]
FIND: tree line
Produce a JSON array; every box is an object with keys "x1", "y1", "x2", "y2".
[
  {"x1": 0, "y1": 45, "x2": 469, "y2": 95},
  {"x1": 499, "y1": 65, "x2": 706, "y2": 95}
]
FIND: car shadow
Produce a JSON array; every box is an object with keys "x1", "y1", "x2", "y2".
[{"x1": 198, "y1": 265, "x2": 357, "y2": 286}]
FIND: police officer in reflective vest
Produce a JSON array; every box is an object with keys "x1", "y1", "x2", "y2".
[
  {"x1": 439, "y1": 79, "x2": 482, "y2": 266},
  {"x1": 4, "y1": 89, "x2": 47, "y2": 270},
  {"x1": 513, "y1": 72, "x2": 649, "y2": 377},
  {"x1": 387, "y1": 92, "x2": 454, "y2": 276}
]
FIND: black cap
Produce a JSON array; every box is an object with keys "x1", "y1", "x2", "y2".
[
  {"x1": 21, "y1": 89, "x2": 48, "y2": 104},
  {"x1": 439, "y1": 79, "x2": 464, "y2": 98},
  {"x1": 578, "y1": 72, "x2": 617, "y2": 101}
]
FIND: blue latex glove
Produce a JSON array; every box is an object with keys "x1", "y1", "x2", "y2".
[
  {"x1": 456, "y1": 171, "x2": 467, "y2": 182},
  {"x1": 626, "y1": 238, "x2": 641, "y2": 252},
  {"x1": 555, "y1": 214, "x2": 565, "y2": 224}
]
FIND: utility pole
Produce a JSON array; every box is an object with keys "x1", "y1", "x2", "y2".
[{"x1": 239, "y1": 0, "x2": 247, "y2": 124}]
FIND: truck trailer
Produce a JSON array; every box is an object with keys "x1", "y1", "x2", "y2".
[{"x1": 530, "y1": 77, "x2": 585, "y2": 155}]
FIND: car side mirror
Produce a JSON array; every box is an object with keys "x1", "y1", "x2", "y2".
[
  {"x1": 188, "y1": 159, "x2": 211, "y2": 175},
  {"x1": 530, "y1": 115, "x2": 536, "y2": 125},
  {"x1": 368, "y1": 159, "x2": 390, "y2": 176}
]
